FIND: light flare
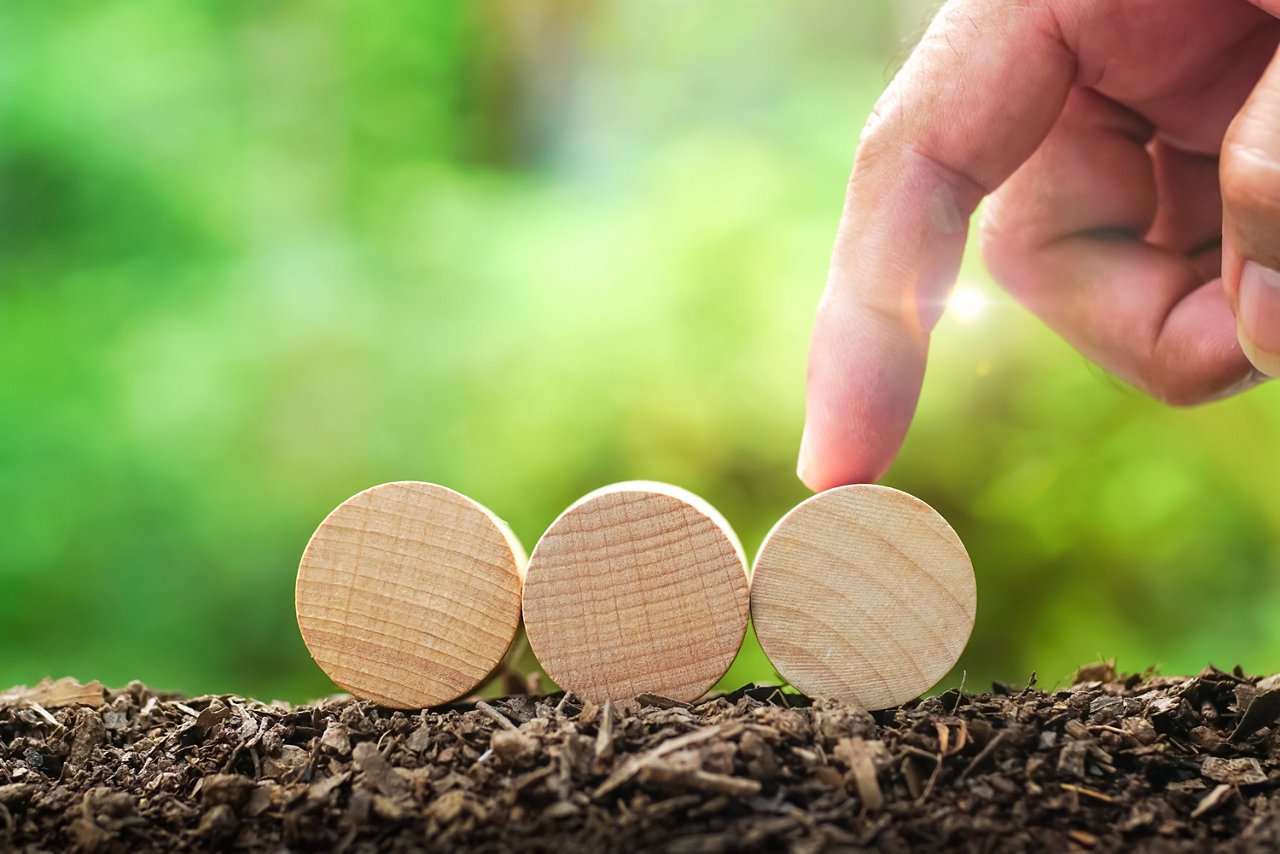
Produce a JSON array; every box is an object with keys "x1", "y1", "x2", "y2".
[{"x1": 948, "y1": 286, "x2": 989, "y2": 323}]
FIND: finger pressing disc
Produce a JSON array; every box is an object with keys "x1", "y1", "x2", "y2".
[
  {"x1": 751, "y1": 484, "x2": 976, "y2": 710},
  {"x1": 522, "y1": 482, "x2": 750, "y2": 704},
  {"x1": 295, "y1": 481, "x2": 525, "y2": 708}
]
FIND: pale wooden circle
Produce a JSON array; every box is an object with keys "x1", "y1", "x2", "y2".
[
  {"x1": 751, "y1": 484, "x2": 976, "y2": 710},
  {"x1": 522, "y1": 482, "x2": 750, "y2": 703},
  {"x1": 295, "y1": 482, "x2": 525, "y2": 709}
]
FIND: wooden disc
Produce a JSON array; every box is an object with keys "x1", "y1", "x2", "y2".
[
  {"x1": 295, "y1": 482, "x2": 525, "y2": 708},
  {"x1": 522, "y1": 482, "x2": 750, "y2": 703},
  {"x1": 751, "y1": 484, "x2": 976, "y2": 710}
]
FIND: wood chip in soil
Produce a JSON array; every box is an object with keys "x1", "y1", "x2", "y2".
[{"x1": 5, "y1": 666, "x2": 1280, "y2": 851}]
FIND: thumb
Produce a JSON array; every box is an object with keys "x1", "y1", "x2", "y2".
[{"x1": 1223, "y1": 43, "x2": 1280, "y2": 377}]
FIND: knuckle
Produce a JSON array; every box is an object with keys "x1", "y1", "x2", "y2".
[
  {"x1": 859, "y1": 75, "x2": 901, "y2": 148},
  {"x1": 851, "y1": 77, "x2": 911, "y2": 181},
  {"x1": 1221, "y1": 141, "x2": 1280, "y2": 220},
  {"x1": 853, "y1": 114, "x2": 895, "y2": 180}
]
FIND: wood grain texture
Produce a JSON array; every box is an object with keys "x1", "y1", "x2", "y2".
[
  {"x1": 522, "y1": 482, "x2": 750, "y2": 704},
  {"x1": 751, "y1": 484, "x2": 976, "y2": 710},
  {"x1": 295, "y1": 481, "x2": 525, "y2": 709}
]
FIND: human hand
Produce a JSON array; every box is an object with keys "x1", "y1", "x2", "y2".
[{"x1": 799, "y1": 0, "x2": 1280, "y2": 491}]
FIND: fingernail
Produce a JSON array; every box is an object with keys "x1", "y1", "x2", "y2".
[
  {"x1": 1237, "y1": 261, "x2": 1280, "y2": 377},
  {"x1": 796, "y1": 425, "x2": 814, "y2": 487}
]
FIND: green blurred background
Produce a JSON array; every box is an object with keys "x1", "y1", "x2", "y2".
[{"x1": 3, "y1": 1, "x2": 1279, "y2": 703}]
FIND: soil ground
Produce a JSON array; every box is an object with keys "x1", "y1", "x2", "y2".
[{"x1": 4, "y1": 665, "x2": 1280, "y2": 852}]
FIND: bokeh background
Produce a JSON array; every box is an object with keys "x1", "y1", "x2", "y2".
[{"x1": 4, "y1": 1, "x2": 1280, "y2": 703}]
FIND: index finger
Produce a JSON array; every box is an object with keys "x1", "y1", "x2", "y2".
[{"x1": 799, "y1": 0, "x2": 1074, "y2": 489}]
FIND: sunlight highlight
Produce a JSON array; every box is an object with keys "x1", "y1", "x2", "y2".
[{"x1": 948, "y1": 287, "x2": 989, "y2": 323}]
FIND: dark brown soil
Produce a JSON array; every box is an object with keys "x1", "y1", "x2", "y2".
[{"x1": 4, "y1": 665, "x2": 1280, "y2": 852}]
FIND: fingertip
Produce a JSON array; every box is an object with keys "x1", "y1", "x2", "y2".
[
  {"x1": 795, "y1": 424, "x2": 819, "y2": 490},
  {"x1": 799, "y1": 309, "x2": 925, "y2": 491},
  {"x1": 795, "y1": 415, "x2": 905, "y2": 492}
]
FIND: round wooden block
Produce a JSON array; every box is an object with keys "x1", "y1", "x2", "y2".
[
  {"x1": 522, "y1": 482, "x2": 750, "y2": 703},
  {"x1": 295, "y1": 482, "x2": 525, "y2": 708},
  {"x1": 751, "y1": 484, "x2": 976, "y2": 710}
]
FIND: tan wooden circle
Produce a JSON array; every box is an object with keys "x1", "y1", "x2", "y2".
[
  {"x1": 295, "y1": 481, "x2": 525, "y2": 708},
  {"x1": 751, "y1": 484, "x2": 976, "y2": 710},
  {"x1": 522, "y1": 482, "x2": 750, "y2": 703}
]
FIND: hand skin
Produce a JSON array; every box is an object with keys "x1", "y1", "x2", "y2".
[{"x1": 799, "y1": 0, "x2": 1280, "y2": 491}]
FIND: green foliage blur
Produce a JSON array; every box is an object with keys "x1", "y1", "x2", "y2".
[{"x1": 4, "y1": 1, "x2": 1280, "y2": 703}]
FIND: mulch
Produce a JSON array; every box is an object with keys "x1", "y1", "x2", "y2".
[{"x1": 4, "y1": 664, "x2": 1280, "y2": 852}]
